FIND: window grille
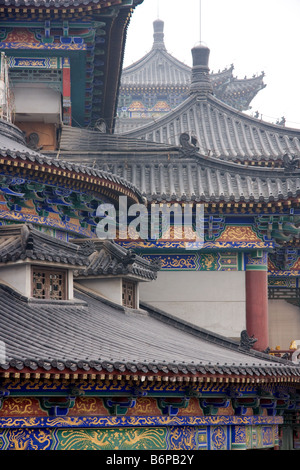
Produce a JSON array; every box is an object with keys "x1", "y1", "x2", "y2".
[
  {"x1": 122, "y1": 280, "x2": 136, "y2": 308},
  {"x1": 32, "y1": 267, "x2": 67, "y2": 300}
]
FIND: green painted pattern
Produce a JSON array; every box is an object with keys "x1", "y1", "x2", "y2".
[
  {"x1": 0, "y1": 424, "x2": 280, "y2": 450},
  {"x1": 54, "y1": 427, "x2": 167, "y2": 450}
]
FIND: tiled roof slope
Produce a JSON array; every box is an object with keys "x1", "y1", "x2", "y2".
[
  {"x1": 55, "y1": 140, "x2": 300, "y2": 203},
  {"x1": 121, "y1": 93, "x2": 300, "y2": 164},
  {"x1": 121, "y1": 19, "x2": 191, "y2": 88},
  {"x1": 59, "y1": 125, "x2": 174, "y2": 152},
  {"x1": 120, "y1": 45, "x2": 300, "y2": 164},
  {"x1": 0, "y1": 282, "x2": 297, "y2": 378}
]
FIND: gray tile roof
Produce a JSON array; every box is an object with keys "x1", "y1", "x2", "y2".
[
  {"x1": 0, "y1": 119, "x2": 144, "y2": 202},
  {"x1": 219, "y1": 73, "x2": 266, "y2": 110},
  {"x1": 56, "y1": 138, "x2": 300, "y2": 203},
  {"x1": 59, "y1": 125, "x2": 174, "y2": 153},
  {"x1": 73, "y1": 239, "x2": 160, "y2": 280},
  {"x1": 117, "y1": 42, "x2": 299, "y2": 164},
  {"x1": 0, "y1": 224, "x2": 90, "y2": 266},
  {"x1": 0, "y1": 282, "x2": 296, "y2": 377},
  {"x1": 0, "y1": 224, "x2": 160, "y2": 278},
  {"x1": 121, "y1": 39, "x2": 191, "y2": 88},
  {"x1": 120, "y1": 93, "x2": 300, "y2": 163}
]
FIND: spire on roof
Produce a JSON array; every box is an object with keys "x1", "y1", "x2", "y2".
[
  {"x1": 152, "y1": 18, "x2": 166, "y2": 50},
  {"x1": 189, "y1": 43, "x2": 213, "y2": 97}
]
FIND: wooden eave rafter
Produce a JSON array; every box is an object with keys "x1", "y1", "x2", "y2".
[
  {"x1": 204, "y1": 197, "x2": 300, "y2": 212},
  {"x1": 0, "y1": 1, "x2": 125, "y2": 17},
  {"x1": 1, "y1": 365, "x2": 299, "y2": 385}
]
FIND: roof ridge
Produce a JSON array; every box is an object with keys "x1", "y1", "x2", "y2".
[
  {"x1": 140, "y1": 301, "x2": 292, "y2": 365},
  {"x1": 0, "y1": 223, "x2": 91, "y2": 266}
]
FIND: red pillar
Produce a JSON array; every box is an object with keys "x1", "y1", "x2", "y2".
[
  {"x1": 62, "y1": 57, "x2": 72, "y2": 126},
  {"x1": 245, "y1": 269, "x2": 269, "y2": 351}
]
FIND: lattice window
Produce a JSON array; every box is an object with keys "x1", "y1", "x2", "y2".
[
  {"x1": 9, "y1": 69, "x2": 62, "y2": 92},
  {"x1": 122, "y1": 280, "x2": 136, "y2": 309},
  {"x1": 32, "y1": 267, "x2": 67, "y2": 300}
]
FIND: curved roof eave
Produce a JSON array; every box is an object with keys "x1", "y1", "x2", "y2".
[
  {"x1": 0, "y1": 119, "x2": 145, "y2": 204},
  {"x1": 2, "y1": 0, "x2": 134, "y2": 9},
  {"x1": 119, "y1": 91, "x2": 300, "y2": 163}
]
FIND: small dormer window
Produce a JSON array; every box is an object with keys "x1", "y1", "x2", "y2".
[
  {"x1": 32, "y1": 267, "x2": 67, "y2": 300},
  {"x1": 122, "y1": 280, "x2": 136, "y2": 309}
]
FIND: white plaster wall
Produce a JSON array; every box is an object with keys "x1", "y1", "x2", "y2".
[
  {"x1": 268, "y1": 299, "x2": 300, "y2": 350},
  {"x1": 67, "y1": 270, "x2": 74, "y2": 300},
  {"x1": 139, "y1": 271, "x2": 246, "y2": 338},
  {"x1": 0, "y1": 264, "x2": 74, "y2": 300},
  {"x1": 0, "y1": 264, "x2": 31, "y2": 297},
  {"x1": 77, "y1": 278, "x2": 123, "y2": 305},
  {"x1": 13, "y1": 84, "x2": 61, "y2": 123}
]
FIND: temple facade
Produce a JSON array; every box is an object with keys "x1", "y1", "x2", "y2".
[
  {"x1": 0, "y1": 115, "x2": 298, "y2": 451},
  {"x1": 58, "y1": 43, "x2": 300, "y2": 354},
  {"x1": 0, "y1": 0, "x2": 300, "y2": 452}
]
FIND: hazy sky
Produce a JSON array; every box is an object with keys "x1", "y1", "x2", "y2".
[{"x1": 123, "y1": 0, "x2": 300, "y2": 129}]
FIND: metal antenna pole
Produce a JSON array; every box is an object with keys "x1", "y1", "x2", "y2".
[{"x1": 199, "y1": 0, "x2": 202, "y2": 43}]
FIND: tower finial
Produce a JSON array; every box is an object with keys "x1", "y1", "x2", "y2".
[
  {"x1": 152, "y1": 18, "x2": 165, "y2": 50},
  {"x1": 190, "y1": 43, "x2": 213, "y2": 97}
]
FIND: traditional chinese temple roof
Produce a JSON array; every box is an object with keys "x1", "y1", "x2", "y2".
[
  {"x1": 58, "y1": 123, "x2": 174, "y2": 152},
  {"x1": 73, "y1": 238, "x2": 160, "y2": 280},
  {"x1": 0, "y1": 0, "x2": 144, "y2": 130},
  {"x1": 55, "y1": 127, "x2": 300, "y2": 205},
  {"x1": 119, "y1": 44, "x2": 300, "y2": 166},
  {"x1": 0, "y1": 280, "x2": 298, "y2": 379},
  {"x1": 0, "y1": 118, "x2": 144, "y2": 205},
  {"x1": 0, "y1": 221, "x2": 159, "y2": 279},
  {"x1": 121, "y1": 19, "x2": 191, "y2": 88},
  {"x1": 119, "y1": 19, "x2": 265, "y2": 111},
  {"x1": 0, "y1": 223, "x2": 90, "y2": 266},
  {"x1": 218, "y1": 73, "x2": 266, "y2": 111}
]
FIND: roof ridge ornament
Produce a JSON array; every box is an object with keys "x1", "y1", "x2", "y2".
[
  {"x1": 179, "y1": 133, "x2": 200, "y2": 158},
  {"x1": 240, "y1": 330, "x2": 258, "y2": 351},
  {"x1": 283, "y1": 153, "x2": 300, "y2": 172},
  {"x1": 190, "y1": 43, "x2": 213, "y2": 98}
]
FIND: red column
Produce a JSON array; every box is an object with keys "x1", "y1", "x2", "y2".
[
  {"x1": 245, "y1": 270, "x2": 269, "y2": 351},
  {"x1": 62, "y1": 57, "x2": 72, "y2": 126}
]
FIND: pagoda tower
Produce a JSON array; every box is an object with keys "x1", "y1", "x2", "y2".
[{"x1": 116, "y1": 19, "x2": 266, "y2": 133}]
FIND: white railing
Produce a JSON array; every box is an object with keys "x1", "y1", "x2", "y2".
[{"x1": 0, "y1": 52, "x2": 13, "y2": 122}]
